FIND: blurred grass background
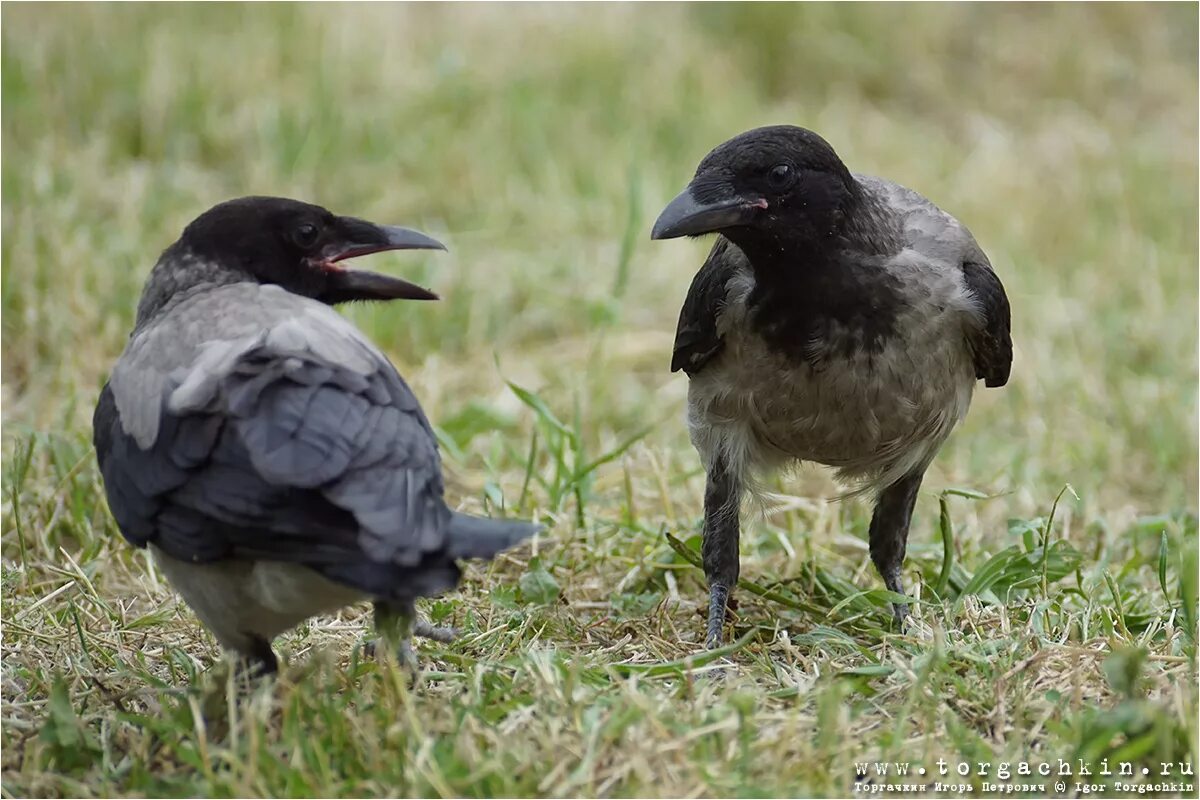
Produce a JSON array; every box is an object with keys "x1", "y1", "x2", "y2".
[{"x1": 2, "y1": 3, "x2": 1197, "y2": 797}]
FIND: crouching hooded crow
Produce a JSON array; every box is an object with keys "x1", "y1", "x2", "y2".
[
  {"x1": 651, "y1": 126, "x2": 1011, "y2": 647},
  {"x1": 93, "y1": 196, "x2": 538, "y2": 675}
]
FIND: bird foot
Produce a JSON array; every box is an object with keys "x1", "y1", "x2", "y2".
[
  {"x1": 397, "y1": 639, "x2": 421, "y2": 675},
  {"x1": 413, "y1": 619, "x2": 458, "y2": 643},
  {"x1": 702, "y1": 583, "x2": 739, "y2": 679},
  {"x1": 363, "y1": 614, "x2": 456, "y2": 677},
  {"x1": 233, "y1": 636, "x2": 278, "y2": 683},
  {"x1": 705, "y1": 583, "x2": 732, "y2": 649},
  {"x1": 361, "y1": 636, "x2": 424, "y2": 689},
  {"x1": 699, "y1": 641, "x2": 736, "y2": 683}
]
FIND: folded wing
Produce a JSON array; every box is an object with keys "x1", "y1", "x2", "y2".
[
  {"x1": 93, "y1": 288, "x2": 496, "y2": 599},
  {"x1": 671, "y1": 237, "x2": 745, "y2": 376}
]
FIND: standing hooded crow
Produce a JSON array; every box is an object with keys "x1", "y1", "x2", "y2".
[
  {"x1": 93, "y1": 196, "x2": 538, "y2": 674},
  {"x1": 651, "y1": 126, "x2": 1011, "y2": 647}
]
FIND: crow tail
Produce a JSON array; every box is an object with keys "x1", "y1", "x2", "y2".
[{"x1": 446, "y1": 512, "x2": 539, "y2": 559}]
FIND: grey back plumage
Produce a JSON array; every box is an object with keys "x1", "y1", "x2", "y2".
[
  {"x1": 94, "y1": 280, "x2": 530, "y2": 602},
  {"x1": 852, "y1": 175, "x2": 1012, "y2": 389}
]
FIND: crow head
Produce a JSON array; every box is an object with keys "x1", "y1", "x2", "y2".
[
  {"x1": 174, "y1": 196, "x2": 445, "y2": 303},
  {"x1": 651, "y1": 126, "x2": 856, "y2": 254}
]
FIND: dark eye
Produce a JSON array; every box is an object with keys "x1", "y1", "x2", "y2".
[
  {"x1": 292, "y1": 222, "x2": 320, "y2": 249},
  {"x1": 767, "y1": 163, "x2": 793, "y2": 190}
]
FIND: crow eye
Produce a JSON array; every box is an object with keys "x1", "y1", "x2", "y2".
[
  {"x1": 767, "y1": 163, "x2": 793, "y2": 190},
  {"x1": 293, "y1": 222, "x2": 320, "y2": 249}
]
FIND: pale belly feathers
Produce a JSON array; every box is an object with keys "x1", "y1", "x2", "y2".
[{"x1": 686, "y1": 264, "x2": 978, "y2": 495}]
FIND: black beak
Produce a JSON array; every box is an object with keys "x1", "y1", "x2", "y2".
[
  {"x1": 650, "y1": 186, "x2": 767, "y2": 240},
  {"x1": 318, "y1": 218, "x2": 446, "y2": 303}
]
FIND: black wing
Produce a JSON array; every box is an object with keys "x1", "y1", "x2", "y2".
[
  {"x1": 93, "y1": 343, "x2": 451, "y2": 584},
  {"x1": 962, "y1": 260, "x2": 1012, "y2": 388},
  {"x1": 671, "y1": 237, "x2": 743, "y2": 375}
]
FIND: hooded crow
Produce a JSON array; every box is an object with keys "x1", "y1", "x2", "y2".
[
  {"x1": 651, "y1": 126, "x2": 1011, "y2": 646},
  {"x1": 93, "y1": 196, "x2": 538, "y2": 674}
]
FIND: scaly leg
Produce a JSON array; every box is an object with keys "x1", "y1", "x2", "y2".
[
  {"x1": 868, "y1": 471, "x2": 924, "y2": 627},
  {"x1": 702, "y1": 454, "x2": 742, "y2": 648}
]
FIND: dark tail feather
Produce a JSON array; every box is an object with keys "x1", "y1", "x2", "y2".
[{"x1": 446, "y1": 512, "x2": 539, "y2": 559}]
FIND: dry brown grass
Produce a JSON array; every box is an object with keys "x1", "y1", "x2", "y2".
[{"x1": 2, "y1": 3, "x2": 1197, "y2": 797}]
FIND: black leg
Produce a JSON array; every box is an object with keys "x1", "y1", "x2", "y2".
[
  {"x1": 238, "y1": 635, "x2": 278, "y2": 678},
  {"x1": 373, "y1": 600, "x2": 420, "y2": 672},
  {"x1": 868, "y1": 471, "x2": 924, "y2": 626},
  {"x1": 701, "y1": 454, "x2": 742, "y2": 648}
]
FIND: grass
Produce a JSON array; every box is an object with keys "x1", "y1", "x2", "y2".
[{"x1": 2, "y1": 3, "x2": 1198, "y2": 797}]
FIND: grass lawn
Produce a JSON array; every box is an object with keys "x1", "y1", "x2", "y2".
[{"x1": 2, "y1": 4, "x2": 1197, "y2": 797}]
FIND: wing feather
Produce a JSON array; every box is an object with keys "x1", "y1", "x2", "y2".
[
  {"x1": 94, "y1": 294, "x2": 448, "y2": 574},
  {"x1": 961, "y1": 260, "x2": 1013, "y2": 388},
  {"x1": 671, "y1": 237, "x2": 745, "y2": 376}
]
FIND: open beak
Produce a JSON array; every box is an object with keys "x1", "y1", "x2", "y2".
[
  {"x1": 318, "y1": 218, "x2": 446, "y2": 303},
  {"x1": 650, "y1": 186, "x2": 767, "y2": 240}
]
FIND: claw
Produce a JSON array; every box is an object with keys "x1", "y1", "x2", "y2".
[{"x1": 370, "y1": 604, "x2": 459, "y2": 686}]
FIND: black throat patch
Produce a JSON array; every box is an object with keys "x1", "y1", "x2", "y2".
[{"x1": 744, "y1": 247, "x2": 904, "y2": 368}]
